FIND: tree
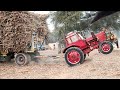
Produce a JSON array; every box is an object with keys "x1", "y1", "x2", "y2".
[
  {"x1": 50, "y1": 11, "x2": 120, "y2": 53},
  {"x1": 50, "y1": 11, "x2": 83, "y2": 53}
]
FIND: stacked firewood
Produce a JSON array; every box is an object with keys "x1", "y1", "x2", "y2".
[
  {"x1": 0, "y1": 11, "x2": 48, "y2": 54},
  {"x1": 31, "y1": 13, "x2": 48, "y2": 37},
  {"x1": 34, "y1": 14, "x2": 49, "y2": 44}
]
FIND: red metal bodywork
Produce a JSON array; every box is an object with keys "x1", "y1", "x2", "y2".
[
  {"x1": 86, "y1": 31, "x2": 107, "y2": 42},
  {"x1": 63, "y1": 31, "x2": 107, "y2": 55}
]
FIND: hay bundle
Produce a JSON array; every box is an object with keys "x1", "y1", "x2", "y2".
[{"x1": 0, "y1": 11, "x2": 48, "y2": 54}]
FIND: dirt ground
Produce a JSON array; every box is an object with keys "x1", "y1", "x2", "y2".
[{"x1": 1, "y1": 47, "x2": 120, "y2": 79}]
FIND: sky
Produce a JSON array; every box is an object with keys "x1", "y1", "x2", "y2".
[{"x1": 30, "y1": 11, "x2": 54, "y2": 32}]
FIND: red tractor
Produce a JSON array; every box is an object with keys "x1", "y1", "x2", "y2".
[{"x1": 63, "y1": 30, "x2": 113, "y2": 66}]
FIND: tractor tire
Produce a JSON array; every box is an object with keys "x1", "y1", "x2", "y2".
[
  {"x1": 99, "y1": 41, "x2": 113, "y2": 54},
  {"x1": 65, "y1": 47, "x2": 84, "y2": 66},
  {"x1": 15, "y1": 53, "x2": 31, "y2": 66}
]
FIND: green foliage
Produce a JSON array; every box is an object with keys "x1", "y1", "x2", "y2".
[
  {"x1": 89, "y1": 12, "x2": 120, "y2": 31},
  {"x1": 50, "y1": 11, "x2": 82, "y2": 43},
  {"x1": 50, "y1": 11, "x2": 120, "y2": 42}
]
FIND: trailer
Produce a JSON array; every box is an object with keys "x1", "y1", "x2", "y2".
[{"x1": 0, "y1": 32, "x2": 41, "y2": 66}]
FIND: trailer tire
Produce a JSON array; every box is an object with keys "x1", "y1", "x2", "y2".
[
  {"x1": 65, "y1": 47, "x2": 84, "y2": 66},
  {"x1": 15, "y1": 53, "x2": 31, "y2": 66},
  {"x1": 99, "y1": 41, "x2": 113, "y2": 54}
]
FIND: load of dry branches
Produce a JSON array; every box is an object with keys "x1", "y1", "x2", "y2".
[{"x1": 0, "y1": 11, "x2": 48, "y2": 54}]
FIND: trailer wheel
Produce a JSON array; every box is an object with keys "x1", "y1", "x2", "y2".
[
  {"x1": 99, "y1": 41, "x2": 113, "y2": 54},
  {"x1": 65, "y1": 47, "x2": 84, "y2": 66},
  {"x1": 15, "y1": 53, "x2": 31, "y2": 66}
]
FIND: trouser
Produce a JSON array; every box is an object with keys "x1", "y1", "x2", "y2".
[
  {"x1": 114, "y1": 40, "x2": 119, "y2": 48},
  {"x1": 110, "y1": 39, "x2": 119, "y2": 48}
]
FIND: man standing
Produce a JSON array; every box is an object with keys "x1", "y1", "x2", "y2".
[{"x1": 53, "y1": 44, "x2": 55, "y2": 50}]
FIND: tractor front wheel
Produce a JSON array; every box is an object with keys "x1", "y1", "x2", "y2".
[
  {"x1": 99, "y1": 41, "x2": 113, "y2": 54},
  {"x1": 65, "y1": 47, "x2": 84, "y2": 66}
]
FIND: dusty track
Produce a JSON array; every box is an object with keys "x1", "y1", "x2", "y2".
[{"x1": 0, "y1": 48, "x2": 120, "y2": 79}]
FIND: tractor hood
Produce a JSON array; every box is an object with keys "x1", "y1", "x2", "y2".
[{"x1": 91, "y1": 11, "x2": 118, "y2": 24}]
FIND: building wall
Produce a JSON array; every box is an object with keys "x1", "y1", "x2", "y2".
[{"x1": 48, "y1": 42, "x2": 59, "y2": 50}]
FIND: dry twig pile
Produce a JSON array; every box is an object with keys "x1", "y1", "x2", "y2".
[{"x1": 0, "y1": 11, "x2": 48, "y2": 54}]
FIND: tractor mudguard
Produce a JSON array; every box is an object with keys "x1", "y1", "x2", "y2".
[{"x1": 63, "y1": 46, "x2": 80, "y2": 53}]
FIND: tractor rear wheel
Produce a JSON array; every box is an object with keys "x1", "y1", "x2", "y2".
[
  {"x1": 99, "y1": 41, "x2": 113, "y2": 54},
  {"x1": 65, "y1": 47, "x2": 84, "y2": 66},
  {"x1": 15, "y1": 53, "x2": 31, "y2": 66}
]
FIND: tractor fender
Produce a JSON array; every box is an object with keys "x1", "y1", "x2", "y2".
[{"x1": 63, "y1": 45, "x2": 80, "y2": 53}]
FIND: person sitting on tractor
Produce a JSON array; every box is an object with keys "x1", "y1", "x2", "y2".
[
  {"x1": 101, "y1": 27, "x2": 119, "y2": 48},
  {"x1": 108, "y1": 31, "x2": 119, "y2": 48}
]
